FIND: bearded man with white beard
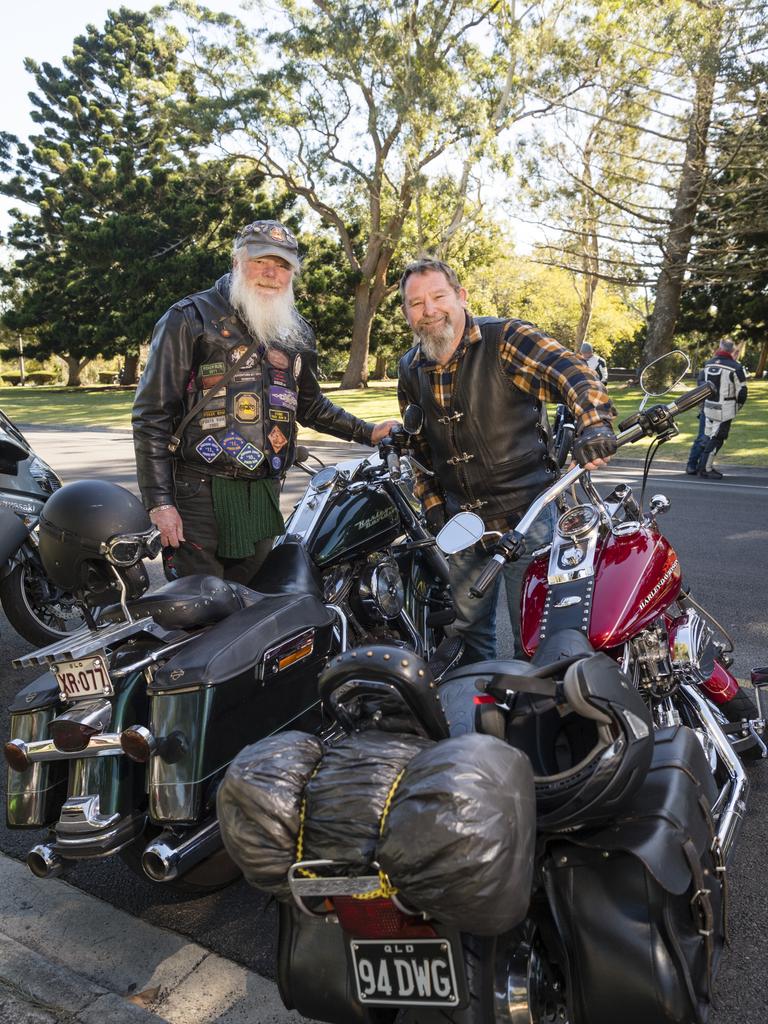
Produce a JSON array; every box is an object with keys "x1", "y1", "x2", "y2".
[
  {"x1": 132, "y1": 220, "x2": 397, "y2": 582},
  {"x1": 397, "y1": 257, "x2": 616, "y2": 661}
]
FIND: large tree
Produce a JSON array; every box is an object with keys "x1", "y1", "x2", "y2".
[
  {"x1": 174, "y1": 0, "x2": 579, "y2": 386},
  {"x1": 0, "y1": 7, "x2": 289, "y2": 385}
]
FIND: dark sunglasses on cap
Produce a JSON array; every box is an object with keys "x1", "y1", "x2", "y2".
[{"x1": 100, "y1": 527, "x2": 162, "y2": 567}]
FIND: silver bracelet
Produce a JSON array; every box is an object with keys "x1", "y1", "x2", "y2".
[{"x1": 150, "y1": 503, "x2": 175, "y2": 514}]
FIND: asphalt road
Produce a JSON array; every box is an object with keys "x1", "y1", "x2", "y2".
[{"x1": 1, "y1": 429, "x2": 767, "y2": 1021}]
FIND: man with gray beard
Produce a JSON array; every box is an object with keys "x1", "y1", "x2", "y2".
[
  {"x1": 133, "y1": 220, "x2": 397, "y2": 582},
  {"x1": 397, "y1": 257, "x2": 616, "y2": 661}
]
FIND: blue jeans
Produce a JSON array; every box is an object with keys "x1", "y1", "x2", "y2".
[
  {"x1": 446, "y1": 509, "x2": 555, "y2": 660},
  {"x1": 687, "y1": 414, "x2": 708, "y2": 472}
]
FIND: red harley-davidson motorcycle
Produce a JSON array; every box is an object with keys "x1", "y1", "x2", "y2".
[{"x1": 268, "y1": 359, "x2": 765, "y2": 1024}]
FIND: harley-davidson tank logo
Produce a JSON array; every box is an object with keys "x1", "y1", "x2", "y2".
[
  {"x1": 638, "y1": 559, "x2": 679, "y2": 610},
  {"x1": 357, "y1": 508, "x2": 399, "y2": 532}
]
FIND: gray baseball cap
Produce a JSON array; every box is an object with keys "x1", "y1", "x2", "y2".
[{"x1": 234, "y1": 220, "x2": 301, "y2": 271}]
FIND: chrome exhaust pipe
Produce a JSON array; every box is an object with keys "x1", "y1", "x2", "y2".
[
  {"x1": 141, "y1": 819, "x2": 222, "y2": 882},
  {"x1": 27, "y1": 844, "x2": 64, "y2": 879}
]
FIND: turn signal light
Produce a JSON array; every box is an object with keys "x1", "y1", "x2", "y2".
[
  {"x1": 4, "y1": 739, "x2": 30, "y2": 773},
  {"x1": 49, "y1": 720, "x2": 100, "y2": 753},
  {"x1": 120, "y1": 726, "x2": 157, "y2": 763}
]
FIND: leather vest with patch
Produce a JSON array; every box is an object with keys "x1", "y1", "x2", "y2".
[
  {"x1": 400, "y1": 317, "x2": 555, "y2": 521},
  {"x1": 177, "y1": 286, "x2": 303, "y2": 479}
]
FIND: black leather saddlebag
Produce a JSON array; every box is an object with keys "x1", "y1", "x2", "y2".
[{"x1": 546, "y1": 726, "x2": 725, "y2": 1024}]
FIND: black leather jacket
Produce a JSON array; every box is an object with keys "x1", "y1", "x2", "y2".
[
  {"x1": 399, "y1": 318, "x2": 555, "y2": 521},
  {"x1": 132, "y1": 275, "x2": 374, "y2": 510}
]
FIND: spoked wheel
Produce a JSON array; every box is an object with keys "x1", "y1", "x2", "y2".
[{"x1": 0, "y1": 559, "x2": 87, "y2": 646}]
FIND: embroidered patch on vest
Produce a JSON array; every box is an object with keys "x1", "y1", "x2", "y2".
[
  {"x1": 269, "y1": 386, "x2": 298, "y2": 411},
  {"x1": 270, "y1": 368, "x2": 289, "y2": 386},
  {"x1": 199, "y1": 413, "x2": 226, "y2": 430},
  {"x1": 269, "y1": 409, "x2": 290, "y2": 423},
  {"x1": 234, "y1": 392, "x2": 261, "y2": 423},
  {"x1": 268, "y1": 425, "x2": 288, "y2": 452},
  {"x1": 229, "y1": 344, "x2": 259, "y2": 370},
  {"x1": 221, "y1": 430, "x2": 246, "y2": 455},
  {"x1": 200, "y1": 361, "x2": 225, "y2": 389},
  {"x1": 236, "y1": 443, "x2": 265, "y2": 471},
  {"x1": 271, "y1": 455, "x2": 283, "y2": 470},
  {"x1": 195, "y1": 435, "x2": 223, "y2": 463},
  {"x1": 267, "y1": 348, "x2": 290, "y2": 369},
  {"x1": 293, "y1": 354, "x2": 302, "y2": 377}
]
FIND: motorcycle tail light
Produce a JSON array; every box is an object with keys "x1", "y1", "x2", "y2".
[
  {"x1": 332, "y1": 896, "x2": 436, "y2": 939},
  {"x1": 4, "y1": 739, "x2": 30, "y2": 772},
  {"x1": 49, "y1": 719, "x2": 100, "y2": 753},
  {"x1": 120, "y1": 725, "x2": 157, "y2": 762}
]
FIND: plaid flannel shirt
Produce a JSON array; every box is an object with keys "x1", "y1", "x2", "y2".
[{"x1": 397, "y1": 312, "x2": 615, "y2": 531}]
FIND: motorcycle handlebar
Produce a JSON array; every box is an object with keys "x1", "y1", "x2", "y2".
[
  {"x1": 469, "y1": 554, "x2": 506, "y2": 598},
  {"x1": 670, "y1": 381, "x2": 715, "y2": 416},
  {"x1": 468, "y1": 380, "x2": 715, "y2": 598}
]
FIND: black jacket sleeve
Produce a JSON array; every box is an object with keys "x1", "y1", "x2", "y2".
[
  {"x1": 296, "y1": 347, "x2": 374, "y2": 446},
  {"x1": 132, "y1": 304, "x2": 199, "y2": 509}
]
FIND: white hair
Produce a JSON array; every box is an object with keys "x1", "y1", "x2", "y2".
[{"x1": 229, "y1": 260, "x2": 308, "y2": 350}]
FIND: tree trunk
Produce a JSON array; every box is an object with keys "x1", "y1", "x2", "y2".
[
  {"x1": 61, "y1": 355, "x2": 89, "y2": 387},
  {"x1": 372, "y1": 352, "x2": 389, "y2": 380},
  {"x1": 575, "y1": 274, "x2": 598, "y2": 348},
  {"x1": 341, "y1": 280, "x2": 379, "y2": 388},
  {"x1": 755, "y1": 338, "x2": 768, "y2": 379},
  {"x1": 643, "y1": 31, "x2": 720, "y2": 364},
  {"x1": 122, "y1": 352, "x2": 140, "y2": 386}
]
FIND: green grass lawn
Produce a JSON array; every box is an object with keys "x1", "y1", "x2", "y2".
[{"x1": 3, "y1": 378, "x2": 767, "y2": 466}]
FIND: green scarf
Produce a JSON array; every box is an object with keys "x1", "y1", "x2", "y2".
[{"x1": 211, "y1": 476, "x2": 284, "y2": 559}]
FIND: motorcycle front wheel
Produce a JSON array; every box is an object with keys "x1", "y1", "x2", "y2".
[{"x1": 0, "y1": 560, "x2": 87, "y2": 646}]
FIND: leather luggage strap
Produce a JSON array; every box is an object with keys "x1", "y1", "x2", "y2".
[{"x1": 168, "y1": 339, "x2": 262, "y2": 453}]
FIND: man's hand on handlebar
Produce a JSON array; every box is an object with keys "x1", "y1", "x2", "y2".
[
  {"x1": 371, "y1": 420, "x2": 401, "y2": 444},
  {"x1": 572, "y1": 423, "x2": 618, "y2": 470}
]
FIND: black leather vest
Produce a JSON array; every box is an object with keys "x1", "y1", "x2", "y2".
[
  {"x1": 177, "y1": 285, "x2": 303, "y2": 479},
  {"x1": 400, "y1": 317, "x2": 555, "y2": 520}
]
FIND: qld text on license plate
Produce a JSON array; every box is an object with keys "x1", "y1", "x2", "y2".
[
  {"x1": 350, "y1": 938, "x2": 459, "y2": 1007},
  {"x1": 54, "y1": 655, "x2": 113, "y2": 699}
]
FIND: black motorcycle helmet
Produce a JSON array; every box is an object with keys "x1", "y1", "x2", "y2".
[
  {"x1": 504, "y1": 652, "x2": 654, "y2": 831},
  {"x1": 38, "y1": 480, "x2": 159, "y2": 601}
]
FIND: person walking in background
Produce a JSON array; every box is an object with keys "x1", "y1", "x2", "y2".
[
  {"x1": 579, "y1": 342, "x2": 608, "y2": 383},
  {"x1": 686, "y1": 338, "x2": 747, "y2": 479}
]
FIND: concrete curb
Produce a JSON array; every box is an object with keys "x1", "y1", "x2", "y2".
[{"x1": 0, "y1": 853, "x2": 314, "y2": 1023}]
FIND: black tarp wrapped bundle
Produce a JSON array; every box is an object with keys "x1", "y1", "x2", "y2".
[
  {"x1": 301, "y1": 730, "x2": 433, "y2": 873},
  {"x1": 377, "y1": 733, "x2": 537, "y2": 935},
  {"x1": 217, "y1": 730, "x2": 324, "y2": 898}
]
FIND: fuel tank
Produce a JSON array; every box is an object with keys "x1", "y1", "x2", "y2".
[
  {"x1": 308, "y1": 488, "x2": 401, "y2": 568},
  {"x1": 521, "y1": 525, "x2": 683, "y2": 655}
]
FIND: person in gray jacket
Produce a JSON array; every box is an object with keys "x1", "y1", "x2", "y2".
[
  {"x1": 686, "y1": 338, "x2": 747, "y2": 479},
  {"x1": 132, "y1": 220, "x2": 396, "y2": 582}
]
